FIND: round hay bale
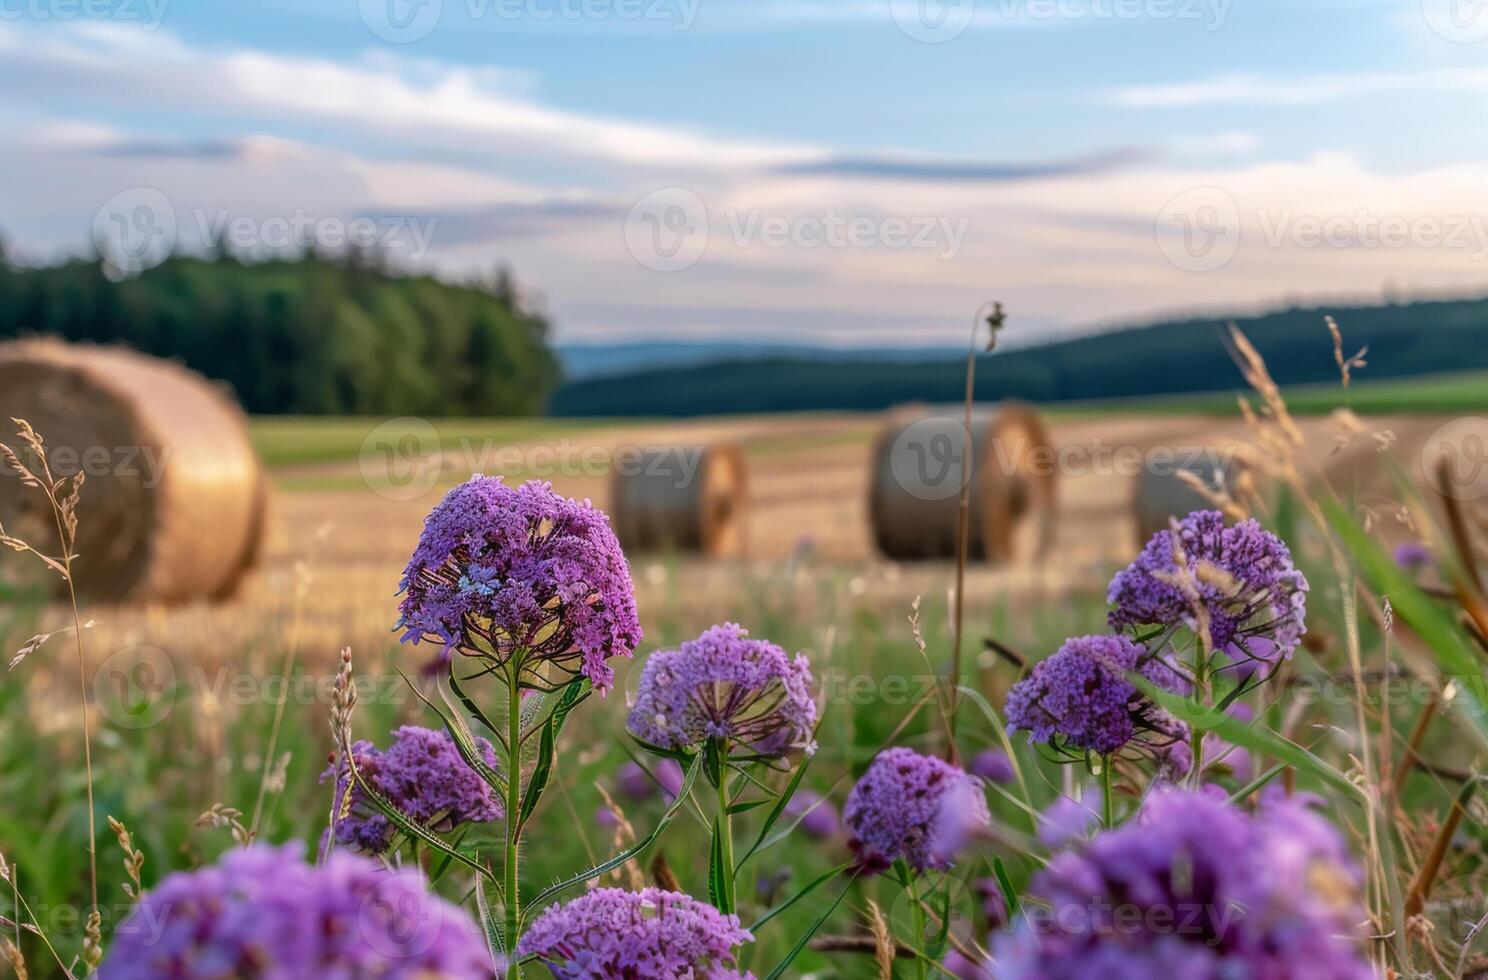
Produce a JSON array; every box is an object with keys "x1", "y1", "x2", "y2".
[
  {"x1": 0, "y1": 339, "x2": 267, "y2": 603},
  {"x1": 1132, "y1": 452, "x2": 1245, "y2": 548},
  {"x1": 868, "y1": 403, "x2": 1056, "y2": 563},
  {"x1": 609, "y1": 444, "x2": 747, "y2": 557}
]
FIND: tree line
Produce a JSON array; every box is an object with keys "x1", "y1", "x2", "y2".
[{"x1": 0, "y1": 248, "x2": 560, "y2": 416}]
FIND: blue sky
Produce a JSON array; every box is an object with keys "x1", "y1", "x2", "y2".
[{"x1": 3, "y1": 0, "x2": 1488, "y2": 346}]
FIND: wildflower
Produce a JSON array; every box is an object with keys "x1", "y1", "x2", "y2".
[
  {"x1": 398, "y1": 477, "x2": 641, "y2": 693},
  {"x1": 1393, "y1": 541, "x2": 1431, "y2": 572},
  {"x1": 617, "y1": 758, "x2": 684, "y2": 802},
  {"x1": 98, "y1": 843, "x2": 490, "y2": 978},
  {"x1": 626, "y1": 623, "x2": 817, "y2": 758},
  {"x1": 517, "y1": 887, "x2": 755, "y2": 979},
  {"x1": 323, "y1": 726, "x2": 502, "y2": 854},
  {"x1": 1004, "y1": 634, "x2": 1190, "y2": 766},
  {"x1": 844, "y1": 747, "x2": 987, "y2": 874},
  {"x1": 1109, "y1": 510, "x2": 1308, "y2": 665},
  {"x1": 1036, "y1": 791, "x2": 1101, "y2": 848},
  {"x1": 992, "y1": 788, "x2": 1374, "y2": 979},
  {"x1": 785, "y1": 788, "x2": 839, "y2": 838},
  {"x1": 969, "y1": 749, "x2": 1015, "y2": 785},
  {"x1": 943, "y1": 949, "x2": 993, "y2": 979}
]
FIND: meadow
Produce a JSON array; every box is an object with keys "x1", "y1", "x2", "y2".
[{"x1": 2, "y1": 343, "x2": 1486, "y2": 977}]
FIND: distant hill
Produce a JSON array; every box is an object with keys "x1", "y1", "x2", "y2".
[
  {"x1": 551, "y1": 297, "x2": 1488, "y2": 416},
  {"x1": 557, "y1": 341, "x2": 961, "y2": 380}
]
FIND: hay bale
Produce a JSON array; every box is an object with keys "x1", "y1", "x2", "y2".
[
  {"x1": 0, "y1": 339, "x2": 267, "y2": 603},
  {"x1": 609, "y1": 444, "x2": 747, "y2": 557},
  {"x1": 1132, "y1": 452, "x2": 1245, "y2": 547},
  {"x1": 868, "y1": 403, "x2": 1056, "y2": 563}
]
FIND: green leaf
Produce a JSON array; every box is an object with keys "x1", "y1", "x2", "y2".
[
  {"x1": 727, "y1": 799, "x2": 772, "y2": 816},
  {"x1": 748, "y1": 863, "x2": 850, "y2": 933},
  {"x1": 342, "y1": 752, "x2": 499, "y2": 885},
  {"x1": 525, "y1": 753, "x2": 706, "y2": 917},
  {"x1": 762, "y1": 872, "x2": 857, "y2": 980},
  {"x1": 708, "y1": 816, "x2": 732, "y2": 914},
  {"x1": 473, "y1": 869, "x2": 506, "y2": 964},
  {"x1": 394, "y1": 670, "x2": 509, "y2": 796},
  {"x1": 736, "y1": 754, "x2": 814, "y2": 874},
  {"x1": 1130, "y1": 676, "x2": 1361, "y2": 800},
  {"x1": 1323, "y1": 497, "x2": 1488, "y2": 751},
  {"x1": 992, "y1": 857, "x2": 1019, "y2": 920},
  {"x1": 518, "y1": 714, "x2": 557, "y2": 832}
]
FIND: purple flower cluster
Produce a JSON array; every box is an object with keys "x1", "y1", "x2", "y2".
[
  {"x1": 517, "y1": 887, "x2": 755, "y2": 979},
  {"x1": 99, "y1": 843, "x2": 491, "y2": 978},
  {"x1": 398, "y1": 477, "x2": 641, "y2": 692},
  {"x1": 1108, "y1": 510, "x2": 1309, "y2": 665},
  {"x1": 323, "y1": 726, "x2": 502, "y2": 854},
  {"x1": 1004, "y1": 634, "x2": 1190, "y2": 766},
  {"x1": 843, "y1": 747, "x2": 988, "y2": 873},
  {"x1": 626, "y1": 623, "x2": 817, "y2": 757},
  {"x1": 785, "y1": 788, "x2": 840, "y2": 838},
  {"x1": 992, "y1": 788, "x2": 1374, "y2": 979}
]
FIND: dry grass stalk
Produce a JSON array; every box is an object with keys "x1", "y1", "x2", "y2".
[
  {"x1": 0, "y1": 419, "x2": 99, "y2": 941},
  {"x1": 106, "y1": 817, "x2": 145, "y2": 901},
  {"x1": 592, "y1": 785, "x2": 643, "y2": 891},
  {"x1": 1, "y1": 936, "x2": 27, "y2": 980},
  {"x1": 197, "y1": 804, "x2": 251, "y2": 846},
  {"x1": 865, "y1": 900, "x2": 894, "y2": 980},
  {"x1": 1327, "y1": 316, "x2": 1368, "y2": 389}
]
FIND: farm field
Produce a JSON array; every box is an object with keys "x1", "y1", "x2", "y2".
[{"x1": 3, "y1": 397, "x2": 1485, "y2": 977}]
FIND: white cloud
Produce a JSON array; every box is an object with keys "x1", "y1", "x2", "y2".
[{"x1": 1112, "y1": 66, "x2": 1488, "y2": 107}]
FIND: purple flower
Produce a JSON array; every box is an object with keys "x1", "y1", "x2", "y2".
[
  {"x1": 843, "y1": 747, "x2": 988, "y2": 874},
  {"x1": 943, "y1": 948, "x2": 994, "y2": 979},
  {"x1": 398, "y1": 477, "x2": 641, "y2": 693},
  {"x1": 323, "y1": 726, "x2": 502, "y2": 854},
  {"x1": 99, "y1": 843, "x2": 491, "y2": 978},
  {"x1": 1394, "y1": 541, "x2": 1432, "y2": 571},
  {"x1": 975, "y1": 878, "x2": 1009, "y2": 931},
  {"x1": 785, "y1": 788, "x2": 839, "y2": 838},
  {"x1": 1202, "y1": 703, "x2": 1255, "y2": 782},
  {"x1": 970, "y1": 749, "x2": 1015, "y2": 785},
  {"x1": 517, "y1": 887, "x2": 755, "y2": 979},
  {"x1": 1108, "y1": 511, "x2": 1309, "y2": 665},
  {"x1": 1037, "y1": 791, "x2": 1101, "y2": 849},
  {"x1": 1004, "y1": 634, "x2": 1190, "y2": 767},
  {"x1": 626, "y1": 623, "x2": 817, "y2": 758},
  {"x1": 617, "y1": 758, "x2": 684, "y2": 802},
  {"x1": 992, "y1": 788, "x2": 1374, "y2": 979}
]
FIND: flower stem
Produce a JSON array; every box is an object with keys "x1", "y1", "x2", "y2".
[
  {"x1": 1101, "y1": 756, "x2": 1114, "y2": 828},
  {"x1": 716, "y1": 761, "x2": 736, "y2": 913},
  {"x1": 907, "y1": 874, "x2": 930, "y2": 980},
  {"x1": 504, "y1": 665, "x2": 523, "y2": 978}
]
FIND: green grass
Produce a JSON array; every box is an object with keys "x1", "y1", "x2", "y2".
[
  {"x1": 1050, "y1": 369, "x2": 1488, "y2": 418},
  {"x1": 249, "y1": 417, "x2": 633, "y2": 469}
]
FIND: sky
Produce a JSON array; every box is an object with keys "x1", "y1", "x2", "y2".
[{"x1": 3, "y1": 0, "x2": 1488, "y2": 347}]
